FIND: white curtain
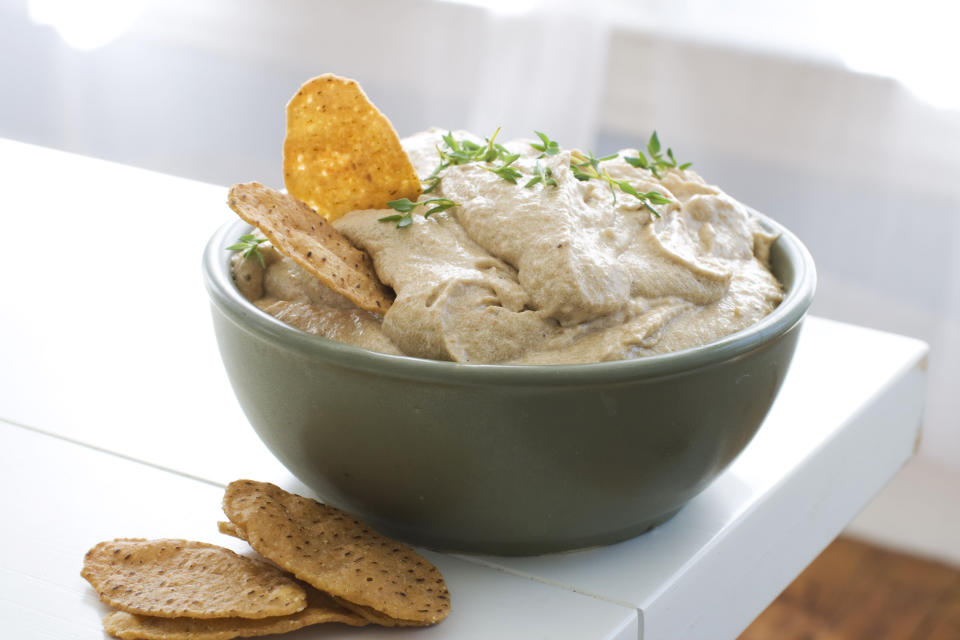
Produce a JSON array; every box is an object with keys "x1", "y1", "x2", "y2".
[{"x1": 464, "y1": 1, "x2": 609, "y2": 149}]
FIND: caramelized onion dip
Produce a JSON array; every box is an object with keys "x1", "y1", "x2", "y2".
[{"x1": 231, "y1": 130, "x2": 783, "y2": 364}]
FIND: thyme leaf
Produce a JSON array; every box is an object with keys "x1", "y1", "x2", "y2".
[
  {"x1": 530, "y1": 130, "x2": 561, "y2": 157},
  {"x1": 624, "y1": 131, "x2": 692, "y2": 178},
  {"x1": 379, "y1": 197, "x2": 458, "y2": 228},
  {"x1": 226, "y1": 234, "x2": 267, "y2": 268},
  {"x1": 524, "y1": 160, "x2": 558, "y2": 188},
  {"x1": 609, "y1": 179, "x2": 673, "y2": 218},
  {"x1": 423, "y1": 198, "x2": 456, "y2": 217},
  {"x1": 487, "y1": 153, "x2": 523, "y2": 184},
  {"x1": 571, "y1": 150, "x2": 619, "y2": 181},
  {"x1": 378, "y1": 212, "x2": 414, "y2": 228},
  {"x1": 421, "y1": 158, "x2": 448, "y2": 194}
]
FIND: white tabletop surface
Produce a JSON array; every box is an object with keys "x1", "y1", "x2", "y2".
[{"x1": 0, "y1": 138, "x2": 929, "y2": 639}]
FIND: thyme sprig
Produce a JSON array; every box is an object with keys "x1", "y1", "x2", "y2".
[
  {"x1": 624, "y1": 131, "x2": 692, "y2": 178},
  {"x1": 226, "y1": 234, "x2": 268, "y2": 268},
  {"x1": 525, "y1": 160, "x2": 558, "y2": 188},
  {"x1": 570, "y1": 150, "x2": 620, "y2": 183},
  {"x1": 530, "y1": 130, "x2": 561, "y2": 157},
  {"x1": 423, "y1": 128, "x2": 520, "y2": 194},
  {"x1": 421, "y1": 162, "x2": 446, "y2": 194},
  {"x1": 378, "y1": 197, "x2": 457, "y2": 228},
  {"x1": 441, "y1": 130, "x2": 504, "y2": 165},
  {"x1": 391, "y1": 129, "x2": 688, "y2": 228},
  {"x1": 612, "y1": 181, "x2": 675, "y2": 216},
  {"x1": 487, "y1": 153, "x2": 523, "y2": 184},
  {"x1": 570, "y1": 149, "x2": 672, "y2": 217},
  {"x1": 421, "y1": 127, "x2": 544, "y2": 193}
]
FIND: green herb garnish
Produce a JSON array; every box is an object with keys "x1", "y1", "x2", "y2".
[
  {"x1": 399, "y1": 129, "x2": 685, "y2": 228},
  {"x1": 423, "y1": 128, "x2": 526, "y2": 193},
  {"x1": 379, "y1": 197, "x2": 457, "y2": 228},
  {"x1": 624, "y1": 131, "x2": 692, "y2": 178},
  {"x1": 530, "y1": 131, "x2": 561, "y2": 157},
  {"x1": 441, "y1": 129, "x2": 510, "y2": 166},
  {"x1": 570, "y1": 150, "x2": 619, "y2": 182},
  {"x1": 421, "y1": 161, "x2": 446, "y2": 194},
  {"x1": 611, "y1": 180, "x2": 674, "y2": 217},
  {"x1": 571, "y1": 149, "x2": 673, "y2": 216},
  {"x1": 487, "y1": 153, "x2": 523, "y2": 184},
  {"x1": 226, "y1": 234, "x2": 268, "y2": 268},
  {"x1": 524, "y1": 160, "x2": 558, "y2": 188}
]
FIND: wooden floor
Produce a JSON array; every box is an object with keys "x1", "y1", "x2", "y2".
[{"x1": 739, "y1": 537, "x2": 960, "y2": 640}]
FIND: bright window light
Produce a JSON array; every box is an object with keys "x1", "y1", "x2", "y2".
[
  {"x1": 438, "y1": 0, "x2": 543, "y2": 16},
  {"x1": 28, "y1": 0, "x2": 148, "y2": 51},
  {"x1": 829, "y1": 0, "x2": 960, "y2": 110}
]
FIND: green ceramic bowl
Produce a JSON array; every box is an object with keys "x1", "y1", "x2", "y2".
[{"x1": 203, "y1": 212, "x2": 815, "y2": 556}]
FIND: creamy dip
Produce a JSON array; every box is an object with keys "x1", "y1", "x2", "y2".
[{"x1": 232, "y1": 130, "x2": 782, "y2": 364}]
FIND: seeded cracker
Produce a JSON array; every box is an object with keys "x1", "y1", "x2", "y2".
[
  {"x1": 81, "y1": 539, "x2": 306, "y2": 619},
  {"x1": 222, "y1": 480, "x2": 450, "y2": 627},
  {"x1": 217, "y1": 520, "x2": 245, "y2": 539},
  {"x1": 102, "y1": 585, "x2": 368, "y2": 640},
  {"x1": 283, "y1": 74, "x2": 421, "y2": 221},
  {"x1": 217, "y1": 520, "x2": 419, "y2": 627},
  {"x1": 227, "y1": 182, "x2": 393, "y2": 314}
]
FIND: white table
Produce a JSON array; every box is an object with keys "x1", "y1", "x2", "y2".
[{"x1": 0, "y1": 138, "x2": 928, "y2": 639}]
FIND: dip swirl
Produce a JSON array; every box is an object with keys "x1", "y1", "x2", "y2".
[{"x1": 233, "y1": 130, "x2": 782, "y2": 364}]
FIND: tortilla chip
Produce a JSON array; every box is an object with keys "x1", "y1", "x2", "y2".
[
  {"x1": 102, "y1": 586, "x2": 367, "y2": 640},
  {"x1": 227, "y1": 182, "x2": 393, "y2": 313},
  {"x1": 283, "y1": 74, "x2": 421, "y2": 221},
  {"x1": 82, "y1": 539, "x2": 306, "y2": 619},
  {"x1": 222, "y1": 480, "x2": 450, "y2": 627}
]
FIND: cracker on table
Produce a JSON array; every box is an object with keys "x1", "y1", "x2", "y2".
[
  {"x1": 102, "y1": 585, "x2": 367, "y2": 640},
  {"x1": 227, "y1": 182, "x2": 393, "y2": 314},
  {"x1": 283, "y1": 74, "x2": 421, "y2": 221},
  {"x1": 217, "y1": 521, "x2": 245, "y2": 540},
  {"x1": 222, "y1": 480, "x2": 450, "y2": 627},
  {"x1": 81, "y1": 539, "x2": 306, "y2": 619}
]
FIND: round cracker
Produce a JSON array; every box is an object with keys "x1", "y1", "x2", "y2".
[
  {"x1": 82, "y1": 539, "x2": 306, "y2": 619},
  {"x1": 283, "y1": 74, "x2": 422, "y2": 221},
  {"x1": 222, "y1": 480, "x2": 450, "y2": 627}
]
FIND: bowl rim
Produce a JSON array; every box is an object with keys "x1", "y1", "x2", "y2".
[{"x1": 203, "y1": 208, "x2": 816, "y2": 386}]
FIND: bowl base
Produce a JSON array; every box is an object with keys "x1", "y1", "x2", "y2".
[{"x1": 370, "y1": 506, "x2": 685, "y2": 557}]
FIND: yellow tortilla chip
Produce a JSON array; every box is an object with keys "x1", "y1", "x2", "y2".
[
  {"x1": 102, "y1": 586, "x2": 367, "y2": 640},
  {"x1": 222, "y1": 480, "x2": 450, "y2": 627},
  {"x1": 227, "y1": 182, "x2": 393, "y2": 314},
  {"x1": 81, "y1": 539, "x2": 306, "y2": 619},
  {"x1": 283, "y1": 74, "x2": 421, "y2": 221}
]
